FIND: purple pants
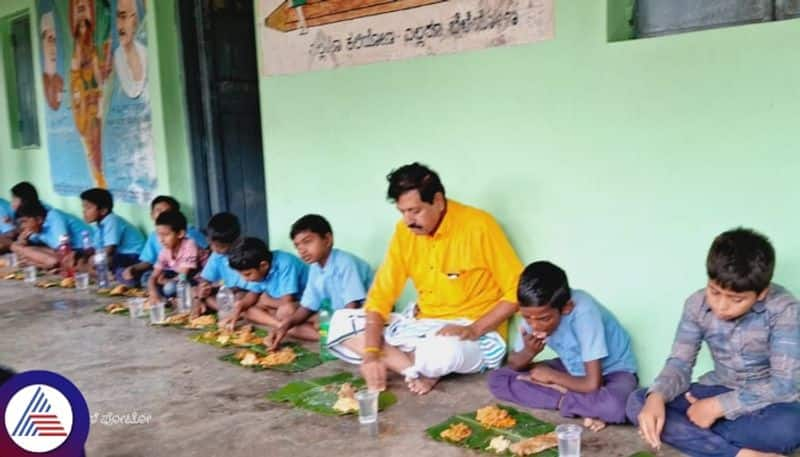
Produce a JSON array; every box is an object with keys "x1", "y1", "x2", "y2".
[{"x1": 488, "y1": 359, "x2": 638, "y2": 424}]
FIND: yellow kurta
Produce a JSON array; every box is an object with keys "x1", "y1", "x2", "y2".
[{"x1": 365, "y1": 199, "x2": 523, "y2": 337}]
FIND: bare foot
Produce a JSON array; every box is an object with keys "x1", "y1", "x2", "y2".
[
  {"x1": 736, "y1": 449, "x2": 785, "y2": 457},
  {"x1": 406, "y1": 376, "x2": 439, "y2": 395},
  {"x1": 583, "y1": 417, "x2": 607, "y2": 432}
]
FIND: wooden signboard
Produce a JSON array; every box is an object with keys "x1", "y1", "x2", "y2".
[{"x1": 258, "y1": 0, "x2": 554, "y2": 75}]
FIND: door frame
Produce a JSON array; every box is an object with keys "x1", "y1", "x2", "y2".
[{"x1": 176, "y1": 0, "x2": 267, "y2": 238}]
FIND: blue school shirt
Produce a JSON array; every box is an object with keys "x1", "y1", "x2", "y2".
[
  {"x1": 300, "y1": 248, "x2": 373, "y2": 312},
  {"x1": 92, "y1": 213, "x2": 145, "y2": 255},
  {"x1": 0, "y1": 198, "x2": 13, "y2": 233},
  {"x1": 28, "y1": 209, "x2": 91, "y2": 250},
  {"x1": 513, "y1": 289, "x2": 638, "y2": 376},
  {"x1": 201, "y1": 251, "x2": 246, "y2": 288},
  {"x1": 244, "y1": 250, "x2": 308, "y2": 299},
  {"x1": 1, "y1": 200, "x2": 55, "y2": 234},
  {"x1": 138, "y1": 226, "x2": 208, "y2": 264}
]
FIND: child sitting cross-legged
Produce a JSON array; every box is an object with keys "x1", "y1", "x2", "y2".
[
  {"x1": 627, "y1": 228, "x2": 800, "y2": 457},
  {"x1": 222, "y1": 237, "x2": 307, "y2": 332},
  {"x1": 488, "y1": 261, "x2": 639, "y2": 432},
  {"x1": 122, "y1": 195, "x2": 207, "y2": 287},
  {"x1": 147, "y1": 210, "x2": 204, "y2": 306},
  {"x1": 265, "y1": 214, "x2": 373, "y2": 349},
  {"x1": 80, "y1": 188, "x2": 145, "y2": 281}
]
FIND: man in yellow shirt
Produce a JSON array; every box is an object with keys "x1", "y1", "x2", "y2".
[{"x1": 328, "y1": 163, "x2": 523, "y2": 394}]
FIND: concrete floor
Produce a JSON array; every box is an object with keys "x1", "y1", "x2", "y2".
[{"x1": 0, "y1": 279, "x2": 681, "y2": 457}]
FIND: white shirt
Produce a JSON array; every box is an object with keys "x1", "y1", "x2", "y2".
[{"x1": 113, "y1": 40, "x2": 147, "y2": 99}]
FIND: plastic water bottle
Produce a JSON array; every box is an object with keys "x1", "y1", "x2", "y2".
[
  {"x1": 216, "y1": 285, "x2": 235, "y2": 322},
  {"x1": 57, "y1": 235, "x2": 75, "y2": 278},
  {"x1": 94, "y1": 251, "x2": 110, "y2": 289},
  {"x1": 318, "y1": 299, "x2": 337, "y2": 361},
  {"x1": 176, "y1": 274, "x2": 192, "y2": 313}
]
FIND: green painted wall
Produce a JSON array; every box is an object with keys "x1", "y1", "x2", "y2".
[
  {"x1": 257, "y1": 1, "x2": 800, "y2": 381},
  {"x1": 0, "y1": 0, "x2": 194, "y2": 230},
  {"x1": 1, "y1": 0, "x2": 798, "y2": 383}
]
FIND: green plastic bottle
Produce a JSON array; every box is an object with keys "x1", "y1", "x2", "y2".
[{"x1": 318, "y1": 299, "x2": 337, "y2": 361}]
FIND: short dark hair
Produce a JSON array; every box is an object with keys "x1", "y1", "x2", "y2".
[
  {"x1": 206, "y1": 212, "x2": 240, "y2": 244},
  {"x1": 151, "y1": 195, "x2": 180, "y2": 212},
  {"x1": 155, "y1": 210, "x2": 187, "y2": 233},
  {"x1": 517, "y1": 261, "x2": 572, "y2": 310},
  {"x1": 80, "y1": 188, "x2": 113, "y2": 212},
  {"x1": 386, "y1": 162, "x2": 445, "y2": 204},
  {"x1": 228, "y1": 237, "x2": 273, "y2": 271},
  {"x1": 11, "y1": 181, "x2": 39, "y2": 206},
  {"x1": 707, "y1": 228, "x2": 775, "y2": 293},
  {"x1": 15, "y1": 202, "x2": 47, "y2": 220},
  {"x1": 290, "y1": 214, "x2": 332, "y2": 240}
]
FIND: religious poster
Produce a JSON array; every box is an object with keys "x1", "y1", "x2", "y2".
[
  {"x1": 38, "y1": 0, "x2": 155, "y2": 204},
  {"x1": 257, "y1": 0, "x2": 554, "y2": 76}
]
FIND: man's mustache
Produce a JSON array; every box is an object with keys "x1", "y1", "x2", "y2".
[{"x1": 407, "y1": 224, "x2": 422, "y2": 230}]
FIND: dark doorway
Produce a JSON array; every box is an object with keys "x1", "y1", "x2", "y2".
[
  {"x1": 178, "y1": 0, "x2": 268, "y2": 240},
  {"x1": 10, "y1": 15, "x2": 40, "y2": 148}
]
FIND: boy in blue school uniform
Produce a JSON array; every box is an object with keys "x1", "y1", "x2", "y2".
[
  {"x1": 80, "y1": 188, "x2": 145, "y2": 280},
  {"x1": 223, "y1": 237, "x2": 308, "y2": 331},
  {"x1": 9, "y1": 181, "x2": 45, "y2": 213},
  {"x1": 10, "y1": 202, "x2": 91, "y2": 270},
  {"x1": 196, "y1": 212, "x2": 247, "y2": 313},
  {"x1": 0, "y1": 198, "x2": 13, "y2": 235},
  {"x1": 267, "y1": 214, "x2": 373, "y2": 348},
  {"x1": 1, "y1": 182, "x2": 43, "y2": 253},
  {"x1": 627, "y1": 228, "x2": 800, "y2": 457},
  {"x1": 0, "y1": 198, "x2": 14, "y2": 253},
  {"x1": 489, "y1": 261, "x2": 638, "y2": 432},
  {"x1": 122, "y1": 195, "x2": 207, "y2": 286}
]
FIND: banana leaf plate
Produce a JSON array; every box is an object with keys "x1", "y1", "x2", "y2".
[
  {"x1": 219, "y1": 342, "x2": 323, "y2": 373},
  {"x1": 190, "y1": 326, "x2": 268, "y2": 348},
  {"x1": 267, "y1": 371, "x2": 396, "y2": 416},
  {"x1": 426, "y1": 404, "x2": 557, "y2": 456}
]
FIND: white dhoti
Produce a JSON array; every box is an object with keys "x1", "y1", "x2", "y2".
[{"x1": 327, "y1": 306, "x2": 507, "y2": 379}]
